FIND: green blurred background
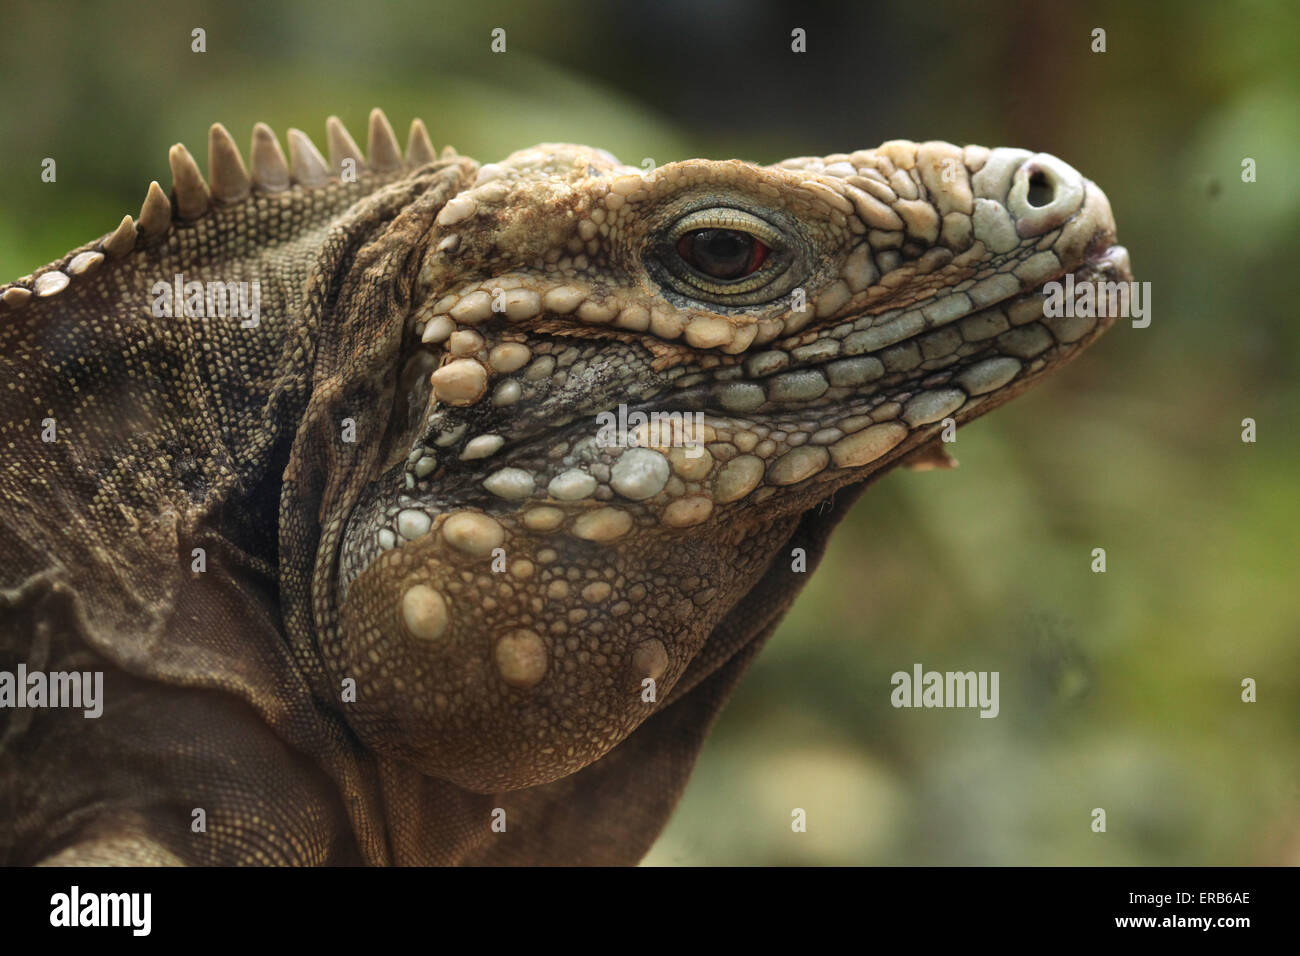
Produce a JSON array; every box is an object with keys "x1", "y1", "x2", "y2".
[{"x1": 1, "y1": 0, "x2": 1296, "y2": 864}]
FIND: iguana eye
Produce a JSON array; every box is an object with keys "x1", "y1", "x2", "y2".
[
  {"x1": 676, "y1": 229, "x2": 769, "y2": 279},
  {"x1": 655, "y1": 207, "x2": 798, "y2": 304}
]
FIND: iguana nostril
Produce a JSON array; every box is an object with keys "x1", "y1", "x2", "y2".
[
  {"x1": 1026, "y1": 170, "x2": 1055, "y2": 207},
  {"x1": 1006, "y1": 153, "x2": 1086, "y2": 236}
]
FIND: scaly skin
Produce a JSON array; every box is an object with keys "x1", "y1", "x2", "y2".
[{"x1": 0, "y1": 110, "x2": 1130, "y2": 865}]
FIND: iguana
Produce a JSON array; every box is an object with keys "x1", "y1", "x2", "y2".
[{"x1": 0, "y1": 109, "x2": 1130, "y2": 865}]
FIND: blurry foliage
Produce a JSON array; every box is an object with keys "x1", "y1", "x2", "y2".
[{"x1": 0, "y1": 0, "x2": 1295, "y2": 864}]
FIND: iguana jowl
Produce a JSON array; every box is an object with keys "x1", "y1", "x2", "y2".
[{"x1": 0, "y1": 109, "x2": 1130, "y2": 865}]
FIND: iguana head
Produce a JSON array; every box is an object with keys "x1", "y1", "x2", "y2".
[{"x1": 321, "y1": 128, "x2": 1130, "y2": 791}]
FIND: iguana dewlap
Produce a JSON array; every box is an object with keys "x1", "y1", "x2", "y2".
[{"x1": 0, "y1": 110, "x2": 1129, "y2": 865}]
